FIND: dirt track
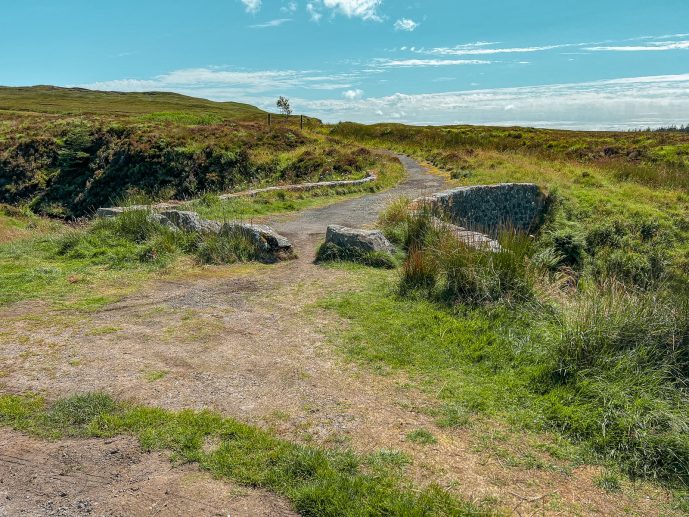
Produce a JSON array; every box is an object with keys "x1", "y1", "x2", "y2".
[{"x1": 0, "y1": 156, "x2": 672, "y2": 516}]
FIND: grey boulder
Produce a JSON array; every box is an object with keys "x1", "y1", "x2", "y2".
[
  {"x1": 325, "y1": 225, "x2": 396, "y2": 254},
  {"x1": 159, "y1": 210, "x2": 221, "y2": 234},
  {"x1": 221, "y1": 222, "x2": 294, "y2": 260}
]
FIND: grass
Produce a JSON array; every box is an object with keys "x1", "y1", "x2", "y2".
[
  {"x1": 185, "y1": 155, "x2": 404, "y2": 222},
  {"x1": 0, "y1": 207, "x2": 265, "y2": 307},
  {"x1": 316, "y1": 242, "x2": 397, "y2": 269},
  {"x1": 319, "y1": 264, "x2": 689, "y2": 488},
  {"x1": 0, "y1": 392, "x2": 482, "y2": 516},
  {"x1": 406, "y1": 429, "x2": 438, "y2": 445},
  {"x1": 0, "y1": 85, "x2": 266, "y2": 119}
]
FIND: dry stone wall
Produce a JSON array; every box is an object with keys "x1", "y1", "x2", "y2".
[{"x1": 421, "y1": 183, "x2": 547, "y2": 235}]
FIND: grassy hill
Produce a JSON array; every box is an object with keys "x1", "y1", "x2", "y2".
[
  {"x1": 0, "y1": 85, "x2": 266, "y2": 119},
  {"x1": 0, "y1": 86, "x2": 372, "y2": 218}
]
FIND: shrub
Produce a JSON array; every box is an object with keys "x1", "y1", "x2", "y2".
[
  {"x1": 584, "y1": 219, "x2": 669, "y2": 288},
  {"x1": 437, "y1": 230, "x2": 537, "y2": 306},
  {"x1": 400, "y1": 248, "x2": 438, "y2": 293},
  {"x1": 315, "y1": 242, "x2": 396, "y2": 269},
  {"x1": 194, "y1": 228, "x2": 261, "y2": 265},
  {"x1": 544, "y1": 285, "x2": 689, "y2": 483},
  {"x1": 550, "y1": 230, "x2": 585, "y2": 270}
]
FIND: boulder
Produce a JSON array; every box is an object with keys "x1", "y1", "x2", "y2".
[
  {"x1": 325, "y1": 225, "x2": 396, "y2": 255},
  {"x1": 221, "y1": 222, "x2": 294, "y2": 260},
  {"x1": 159, "y1": 210, "x2": 221, "y2": 234},
  {"x1": 149, "y1": 213, "x2": 179, "y2": 231}
]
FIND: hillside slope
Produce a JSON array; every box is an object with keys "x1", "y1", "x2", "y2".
[{"x1": 0, "y1": 85, "x2": 265, "y2": 119}]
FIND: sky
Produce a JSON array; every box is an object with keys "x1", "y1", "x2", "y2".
[{"x1": 1, "y1": 0, "x2": 688, "y2": 129}]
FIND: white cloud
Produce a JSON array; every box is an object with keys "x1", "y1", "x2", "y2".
[
  {"x1": 394, "y1": 18, "x2": 419, "y2": 32},
  {"x1": 321, "y1": 0, "x2": 382, "y2": 21},
  {"x1": 290, "y1": 73, "x2": 689, "y2": 129},
  {"x1": 585, "y1": 39, "x2": 689, "y2": 51},
  {"x1": 250, "y1": 18, "x2": 292, "y2": 28},
  {"x1": 420, "y1": 43, "x2": 567, "y2": 56},
  {"x1": 306, "y1": 2, "x2": 322, "y2": 21},
  {"x1": 281, "y1": 1, "x2": 298, "y2": 13},
  {"x1": 342, "y1": 88, "x2": 363, "y2": 99},
  {"x1": 79, "y1": 67, "x2": 357, "y2": 95},
  {"x1": 240, "y1": 0, "x2": 261, "y2": 13},
  {"x1": 374, "y1": 58, "x2": 492, "y2": 68}
]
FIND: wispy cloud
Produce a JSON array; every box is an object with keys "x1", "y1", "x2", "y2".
[
  {"x1": 79, "y1": 67, "x2": 358, "y2": 95},
  {"x1": 240, "y1": 0, "x2": 261, "y2": 13},
  {"x1": 394, "y1": 18, "x2": 419, "y2": 32},
  {"x1": 281, "y1": 1, "x2": 298, "y2": 13},
  {"x1": 374, "y1": 58, "x2": 492, "y2": 68},
  {"x1": 306, "y1": 2, "x2": 322, "y2": 21},
  {"x1": 291, "y1": 73, "x2": 689, "y2": 129},
  {"x1": 585, "y1": 39, "x2": 689, "y2": 51},
  {"x1": 249, "y1": 18, "x2": 292, "y2": 28},
  {"x1": 418, "y1": 43, "x2": 568, "y2": 56}
]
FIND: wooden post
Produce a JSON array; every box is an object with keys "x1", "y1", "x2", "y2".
[
  {"x1": 300, "y1": 115, "x2": 304, "y2": 130},
  {"x1": 268, "y1": 113, "x2": 271, "y2": 127}
]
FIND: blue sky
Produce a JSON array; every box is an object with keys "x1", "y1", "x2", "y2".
[{"x1": 2, "y1": 0, "x2": 688, "y2": 128}]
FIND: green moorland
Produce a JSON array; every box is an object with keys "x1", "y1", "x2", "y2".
[
  {"x1": 316, "y1": 122, "x2": 689, "y2": 508},
  {"x1": 0, "y1": 86, "x2": 368, "y2": 219},
  {"x1": 3, "y1": 87, "x2": 689, "y2": 512}
]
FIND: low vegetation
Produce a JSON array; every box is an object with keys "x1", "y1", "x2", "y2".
[
  {"x1": 321, "y1": 186, "x2": 689, "y2": 488},
  {"x1": 0, "y1": 392, "x2": 481, "y2": 516},
  {"x1": 0, "y1": 87, "x2": 385, "y2": 218}
]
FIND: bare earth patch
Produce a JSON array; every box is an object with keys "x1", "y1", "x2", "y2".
[
  {"x1": 0, "y1": 428, "x2": 295, "y2": 516},
  {"x1": 0, "y1": 157, "x2": 678, "y2": 515}
]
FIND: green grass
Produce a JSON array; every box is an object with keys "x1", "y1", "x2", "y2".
[
  {"x1": 0, "y1": 392, "x2": 482, "y2": 516},
  {"x1": 406, "y1": 429, "x2": 438, "y2": 445},
  {"x1": 0, "y1": 86, "x2": 265, "y2": 119},
  {"x1": 0, "y1": 208, "x2": 263, "y2": 307},
  {"x1": 184, "y1": 156, "x2": 405, "y2": 222},
  {"x1": 318, "y1": 265, "x2": 689, "y2": 487}
]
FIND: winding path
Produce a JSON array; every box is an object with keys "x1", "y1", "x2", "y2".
[{"x1": 266, "y1": 154, "x2": 448, "y2": 256}]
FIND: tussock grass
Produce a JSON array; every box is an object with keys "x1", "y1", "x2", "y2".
[
  {"x1": 0, "y1": 392, "x2": 482, "y2": 516},
  {"x1": 315, "y1": 242, "x2": 396, "y2": 269}
]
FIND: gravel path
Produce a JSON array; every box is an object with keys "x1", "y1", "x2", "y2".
[{"x1": 267, "y1": 154, "x2": 448, "y2": 257}]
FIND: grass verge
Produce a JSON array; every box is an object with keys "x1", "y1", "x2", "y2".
[{"x1": 0, "y1": 392, "x2": 483, "y2": 517}]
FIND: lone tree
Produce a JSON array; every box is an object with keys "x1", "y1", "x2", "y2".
[{"x1": 276, "y1": 96, "x2": 292, "y2": 116}]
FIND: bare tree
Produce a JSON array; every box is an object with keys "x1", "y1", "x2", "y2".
[{"x1": 276, "y1": 96, "x2": 292, "y2": 116}]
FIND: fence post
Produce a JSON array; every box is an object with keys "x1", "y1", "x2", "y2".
[
  {"x1": 300, "y1": 115, "x2": 304, "y2": 130},
  {"x1": 268, "y1": 113, "x2": 271, "y2": 128}
]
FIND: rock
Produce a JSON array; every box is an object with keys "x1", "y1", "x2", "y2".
[
  {"x1": 95, "y1": 207, "x2": 125, "y2": 218},
  {"x1": 95, "y1": 205, "x2": 154, "y2": 218},
  {"x1": 221, "y1": 222, "x2": 294, "y2": 260},
  {"x1": 325, "y1": 225, "x2": 396, "y2": 254},
  {"x1": 149, "y1": 213, "x2": 178, "y2": 231},
  {"x1": 159, "y1": 210, "x2": 221, "y2": 233}
]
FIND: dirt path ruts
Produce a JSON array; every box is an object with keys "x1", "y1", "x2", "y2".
[{"x1": 0, "y1": 156, "x2": 672, "y2": 516}]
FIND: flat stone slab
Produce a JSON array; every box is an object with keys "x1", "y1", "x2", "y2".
[{"x1": 325, "y1": 225, "x2": 396, "y2": 255}]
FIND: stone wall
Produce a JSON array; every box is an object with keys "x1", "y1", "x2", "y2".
[{"x1": 422, "y1": 183, "x2": 547, "y2": 235}]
